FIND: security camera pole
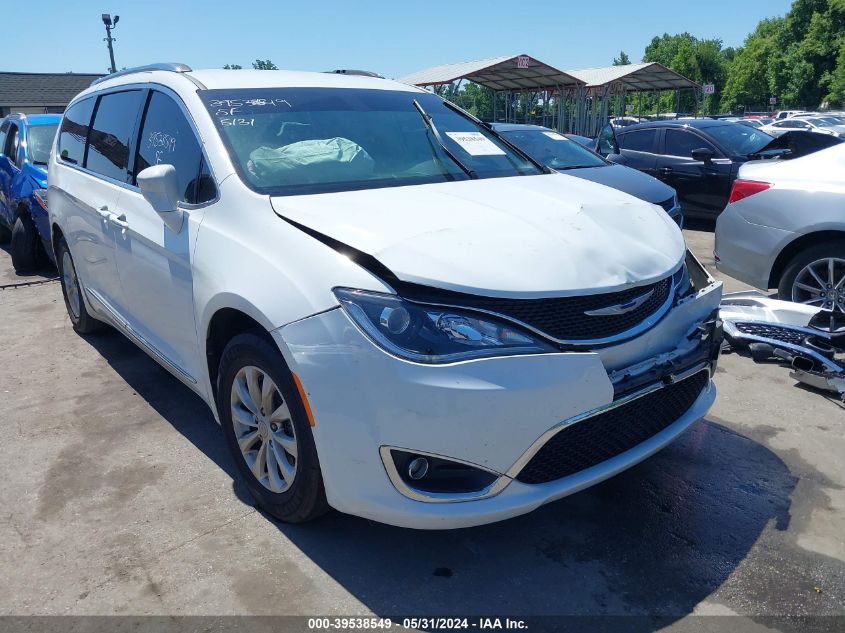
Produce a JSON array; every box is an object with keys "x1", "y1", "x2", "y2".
[{"x1": 102, "y1": 14, "x2": 120, "y2": 74}]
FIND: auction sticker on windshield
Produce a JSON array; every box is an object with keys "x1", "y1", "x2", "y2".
[
  {"x1": 542, "y1": 131, "x2": 567, "y2": 141},
  {"x1": 445, "y1": 131, "x2": 506, "y2": 156}
]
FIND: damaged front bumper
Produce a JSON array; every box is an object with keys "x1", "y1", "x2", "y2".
[{"x1": 274, "y1": 251, "x2": 723, "y2": 528}]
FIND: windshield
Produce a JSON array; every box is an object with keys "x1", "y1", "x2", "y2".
[
  {"x1": 200, "y1": 88, "x2": 540, "y2": 196},
  {"x1": 499, "y1": 129, "x2": 607, "y2": 170},
  {"x1": 26, "y1": 124, "x2": 58, "y2": 165},
  {"x1": 706, "y1": 123, "x2": 773, "y2": 156},
  {"x1": 808, "y1": 117, "x2": 844, "y2": 128}
]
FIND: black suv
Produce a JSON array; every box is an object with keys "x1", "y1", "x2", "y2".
[{"x1": 615, "y1": 119, "x2": 774, "y2": 219}]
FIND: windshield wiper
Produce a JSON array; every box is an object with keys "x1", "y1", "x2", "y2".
[
  {"x1": 441, "y1": 100, "x2": 552, "y2": 174},
  {"x1": 554, "y1": 164, "x2": 593, "y2": 171},
  {"x1": 412, "y1": 99, "x2": 477, "y2": 179}
]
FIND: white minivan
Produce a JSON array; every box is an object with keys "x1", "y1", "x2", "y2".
[{"x1": 48, "y1": 64, "x2": 723, "y2": 529}]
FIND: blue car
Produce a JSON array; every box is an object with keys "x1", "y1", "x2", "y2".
[{"x1": 0, "y1": 113, "x2": 61, "y2": 271}]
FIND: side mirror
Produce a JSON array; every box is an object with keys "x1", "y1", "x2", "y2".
[
  {"x1": 595, "y1": 123, "x2": 620, "y2": 157},
  {"x1": 691, "y1": 147, "x2": 715, "y2": 164},
  {"x1": 606, "y1": 153, "x2": 629, "y2": 165},
  {"x1": 137, "y1": 164, "x2": 183, "y2": 232}
]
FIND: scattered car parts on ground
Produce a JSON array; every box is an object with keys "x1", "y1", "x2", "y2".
[{"x1": 720, "y1": 291, "x2": 845, "y2": 401}]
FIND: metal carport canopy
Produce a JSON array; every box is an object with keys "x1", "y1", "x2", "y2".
[
  {"x1": 399, "y1": 54, "x2": 585, "y2": 91},
  {"x1": 564, "y1": 62, "x2": 699, "y2": 92}
]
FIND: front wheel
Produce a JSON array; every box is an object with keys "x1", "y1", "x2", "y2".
[
  {"x1": 10, "y1": 214, "x2": 40, "y2": 273},
  {"x1": 217, "y1": 332, "x2": 328, "y2": 523}
]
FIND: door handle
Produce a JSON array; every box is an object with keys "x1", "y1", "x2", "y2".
[
  {"x1": 96, "y1": 205, "x2": 111, "y2": 219},
  {"x1": 658, "y1": 166, "x2": 673, "y2": 177},
  {"x1": 110, "y1": 213, "x2": 129, "y2": 230}
]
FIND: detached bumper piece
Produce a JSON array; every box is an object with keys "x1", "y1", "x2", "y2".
[
  {"x1": 720, "y1": 291, "x2": 845, "y2": 402},
  {"x1": 517, "y1": 369, "x2": 710, "y2": 484}
]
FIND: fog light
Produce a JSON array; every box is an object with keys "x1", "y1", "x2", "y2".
[
  {"x1": 407, "y1": 456, "x2": 429, "y2": 480},
  {"x1": 387, "y1": 449, "x2": 499, "y2": 495}
]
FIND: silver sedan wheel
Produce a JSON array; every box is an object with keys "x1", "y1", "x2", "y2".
[
  {"x1": 792, "y1": 257, "x2": 845, "y2": 319},
  {"x1": 230, "y1": 365, "x2": 297, "y2": 493},
  {"x1": 61, "y1": 250, "x2": 81, "y2": 320}
]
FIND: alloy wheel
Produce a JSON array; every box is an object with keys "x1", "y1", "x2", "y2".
[
  {"x1": 230, "y1": 365, "x2": 298, "y2": 493},
  {"x1": 792, "y1": 257, "x2": 845, "y2": 330},
  {"x1": 62, "y1": 250, "x2": 81, "y2": 320}
]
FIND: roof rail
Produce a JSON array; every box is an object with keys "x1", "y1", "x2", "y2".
[
  {"x1": 90, "y1": 63, "x2": 193, "y2": 86},
  {"x1": 326, "y1": 69, "x2": 384, "y2": 79}
]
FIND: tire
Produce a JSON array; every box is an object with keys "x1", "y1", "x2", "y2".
[
  {"x1": 777, "y1": 240, "x2": 845, "y2": 316},
  {"x1": 217, "y1": 332, "x2": 329, "y2": 523},
  {"x1": 10, "y1": 214, "x2": 39, "y2": 273},
  {"x1": 56, "y1": 238, "x2": 106, "y2": 334},
  {"x1": 0, "y1": 219, "x2": 10, "y2": 243}
]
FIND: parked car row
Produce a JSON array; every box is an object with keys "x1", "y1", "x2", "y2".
[
  {"x1": 34, "y1": 63, "x2": 724, "y2": 529},
  {"x1": 606, "y1": 118, "x2": 843, "y2": 219}
]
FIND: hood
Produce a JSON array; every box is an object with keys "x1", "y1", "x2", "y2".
[
  {"x1": 563, "y1": 163, "x2": 674, "y2": 205},
  {"x1": 271, "y1": 174, "x2": 685, "y2": 298},
  {"x1": 22, "y1": 162, "x2": 48, "y2": 187}
]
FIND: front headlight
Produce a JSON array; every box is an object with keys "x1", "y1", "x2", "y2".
[{"x1": 334, "y1": 288, "x2": 556, "y2": 364}]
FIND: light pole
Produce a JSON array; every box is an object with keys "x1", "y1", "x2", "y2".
[{"x1": 102, "y1": 14, "x2": 119, "y2": 74}]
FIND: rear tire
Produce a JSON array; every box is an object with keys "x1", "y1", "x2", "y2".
[
  {"x1": 777, "y1": 240, "x2": 845, "y2": 317},
  {"x1": 56, "y1": 238, "x2": 105, "y2": 334},
  {"x1": 0, "y1": 219, "x2": 11, "y2": 243},
  {"x1": 217, "y1": 332, "x2": 329, "y2": 524},
  {"x1": 10, "y1": 214, "x2": 39, "y2": 273}
]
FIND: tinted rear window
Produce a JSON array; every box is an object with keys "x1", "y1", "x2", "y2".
[
  {"x1": 86, "y1": 90, "x2": 144, "y2": 182},
  {"x1": 58, "y1": 98, "x2": 95, "y2": 165},
  {"x1": 620, "y1": 129, "x2": 656, "y2": 152}
]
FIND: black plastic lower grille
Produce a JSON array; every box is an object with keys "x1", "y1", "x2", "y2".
[
  {"x1": 516, "y1": 370, "x2": 709, "y2": 484},
  {"x1": 735, "y1": 322, "x2": 807, "y2": 346}
]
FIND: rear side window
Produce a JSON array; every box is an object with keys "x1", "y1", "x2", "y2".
[
  {"x1": 58, "y1": 98, "x2": 95, "y2": 165},
  {"x1": 619, "y1": 129, "x2": 656, "y2": 152},
  {"x1": 664, "y1": 129, "x2": 715, "y2": 158},
  {"x1": 135, "y1": 91, "x2": 214, "y2": 203},
  {"x1": 86, "y1": 90, "x2": 144, "y2": 182}
]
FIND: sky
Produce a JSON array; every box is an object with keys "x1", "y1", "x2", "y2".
[{"x1": 7, "y1": 0, "x2": 795, "y2": 78}]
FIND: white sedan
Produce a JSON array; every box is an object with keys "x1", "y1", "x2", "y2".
[
  {"x1": 715, "y1": 144, "x2": 845, "y2": 316},
  {"x1": 760, "y1": 116, "x2": 845, "y2": 138}
]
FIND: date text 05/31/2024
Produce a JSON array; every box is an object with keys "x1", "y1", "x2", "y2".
[{"x1": 307, "y1": 617, "x2": 529, "y2": 630}]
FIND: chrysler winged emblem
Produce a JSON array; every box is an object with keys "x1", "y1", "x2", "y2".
[{"x1": 584, "y1": 289, "x2": 655, "y2": 316}]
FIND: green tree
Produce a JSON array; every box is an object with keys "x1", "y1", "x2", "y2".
[
  {"x1": 827, "y1": 42, "x2": 845, "y2": 105},
  {"x1": 720, "y1": 0, "x2": 845, "y2": 111},
  {"x1": 223, "y1": 63, "x2": 243, "y2": 70},
  {"x1": 613, "y1": 51, "x2": 631, "y2": 66},
  {"x1": 641, "y1": 33, "x2": 730, "y2": 114},
  {"x1": 252, "y1": 59, "x2": 278, "y2": 70}
]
